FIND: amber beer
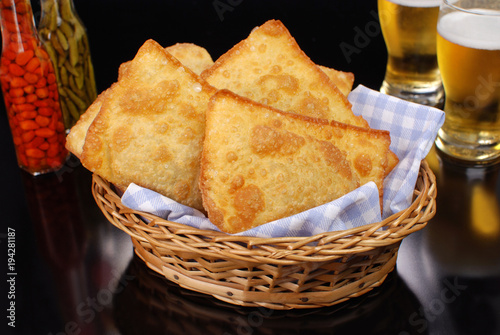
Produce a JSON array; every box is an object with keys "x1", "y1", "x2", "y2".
[
  {"x1": 436, "y1": 7, "x2": 500, "y2": 162},
  {"x1": 378, "y1": 0, "x2": 443, "y2": 106}
]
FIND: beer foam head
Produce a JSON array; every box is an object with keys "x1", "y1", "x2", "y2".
[
  {"x1": 386, "y1": 0, "x2": 441, "y2": 7},
  {"x1": 438, "y1": 10, "x2": 500, "y2": 50}
]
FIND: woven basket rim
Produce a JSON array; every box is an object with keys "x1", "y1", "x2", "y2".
[{"x1": 91, "y1": 159, "x2": 436, "y2": 263}]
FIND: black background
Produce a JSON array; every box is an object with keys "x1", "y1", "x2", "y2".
[{"x1": 31, "y1": 0, "x2": 388, "y2": 94}]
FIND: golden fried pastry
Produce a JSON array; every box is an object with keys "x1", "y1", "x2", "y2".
[
  {"x1": 316, "y1": 64, "x2": 398, "y2": 176},
  {"x1": 386, "y1": 150, "x2": 399, "y2": 176},
  {"x1": 119, "y1": 43, "x2": 213, "y2": 80},
  {"x1": 65, "y1": 88, "x2": 109, "y2": 158},
  {"x1": 117, "y1": 61, "x2": 131, "y2": 81},
  {"x1": 280, "y1": 116, "x2": 392, "y2": 209},
  {"x1": 165, "y1": 43, "x2": 214, "y2": 75},
  {"x1": 200, "y1": 19, "x2": 397, "y2": 178},
  {"x1": 201, "y1": 19, "x2": 368, "y2": 128},
  {"x1": 200, "y1": 89, "x2": 380, "y2": 233},
  {"x1": 65, "y1": 21, "x2": 399, "y2": 235},
  {"x1": 81, "y1": 39, "x2": 216, "y2": 211},
  {"x1": 318, "y1": 65, "x2": 354, "y2": 97}
]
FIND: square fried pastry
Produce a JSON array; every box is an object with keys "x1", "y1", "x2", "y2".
[
  {"x1": 201, "y1": 19, "x2": 368, "y2": 128},
  {"x1": 80, "y1": 39, "x2": 216, "y2": 211},
  {"x1": 200, "y1": 90, "x2": 392, "y2": 234}
]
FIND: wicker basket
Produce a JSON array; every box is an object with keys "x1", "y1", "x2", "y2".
[{"x1": 93, "y1": 159, "x2": 436, "y2": 310}]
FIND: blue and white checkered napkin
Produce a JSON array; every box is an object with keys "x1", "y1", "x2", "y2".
[{"x1": 121, "y1": 85, "x2": 445, "y2": 237}]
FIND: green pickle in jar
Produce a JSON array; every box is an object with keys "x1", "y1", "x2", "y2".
[{"x1": 38, "y1": 0, "x2": 97, "y2": 130}]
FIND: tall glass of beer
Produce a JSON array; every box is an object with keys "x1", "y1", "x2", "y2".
[
  {"x1": 435, "y1": 0, "x2": 500, "y2": 163},
  {"x1": 378, "y1": 0, "x2": 444, "y2": 107}
]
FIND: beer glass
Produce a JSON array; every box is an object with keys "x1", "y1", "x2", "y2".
[
  {"x1": 435, "y1": 0, "x2": 500, "y2": 163},
  {"x1": 378, "y1": 0, "x2": 444, "y2": 107}
]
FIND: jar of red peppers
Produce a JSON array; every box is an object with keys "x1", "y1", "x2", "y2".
[{"x1": 0, "y1": 0, "x2": 68, "y2": 175}]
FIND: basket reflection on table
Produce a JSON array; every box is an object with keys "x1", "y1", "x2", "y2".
[{"x1": 112, "y1": 254, "x2": 425, "y2": 334}]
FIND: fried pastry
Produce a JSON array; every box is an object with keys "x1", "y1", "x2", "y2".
[
  {"x1": 200, "y1": 89, "x2": 391, "y2": 233},
  {"x1": 65, "y1": 88, "x2": 109, "y2": 158},
  {"x1": 165, "y1": 43, "x2": 214, "y2": 75},
  {"x1": 201, "y1": 19, "x2": 397, "y2": 176},
  {"x1": 119, "y1": 43, "x2": 213, "y2": 80},
  {"x1": 280, "y1": 116, "x2": 393, "y2": 209},
  {"x1": 201, "y1": 19, "x2": 368, "y2": 127},
  {"x1": 318, "y1": 65, "x2": 354, "y2": 97},
  {"x1": 81, "y1": 39, "x2": 216, "y2": 211}
]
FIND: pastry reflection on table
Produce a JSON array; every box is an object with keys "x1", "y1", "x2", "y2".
[
  {"x1": 113, "y1": 255, "x2": 427, "y2": 335},
  {"x1": 21, "y1": 160, "x2": 130, "y2": 335}
]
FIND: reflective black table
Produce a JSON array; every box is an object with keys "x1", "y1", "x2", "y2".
[{"x1": 1, "y1": 1, "x2": 499, "y2": 334}]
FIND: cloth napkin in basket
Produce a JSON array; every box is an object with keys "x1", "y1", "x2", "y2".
[{"x1": 121, "y1": 85, "x2": 445, "y2": 238}]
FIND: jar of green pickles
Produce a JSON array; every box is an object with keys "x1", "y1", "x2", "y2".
[{"x1": 38, "y1": 0, "x2": 97, "y2": 130}]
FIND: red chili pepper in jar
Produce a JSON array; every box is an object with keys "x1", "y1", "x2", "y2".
[{"x1": 0, "y1": 0, "x2": 68, "y2": 175}]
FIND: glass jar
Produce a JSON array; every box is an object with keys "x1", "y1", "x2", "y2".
[
  {"x1": 0, "y1": 0, "x2": 68, "y2": 175},
  {"x1": 38, "y1": 0, "x2": 97, "y2": 130}
]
